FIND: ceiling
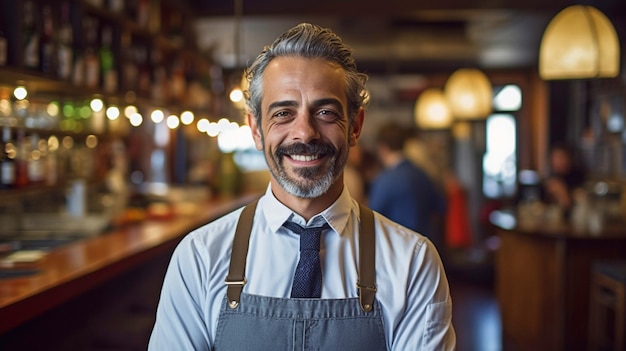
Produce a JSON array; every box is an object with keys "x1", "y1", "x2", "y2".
[{"x1": 186, "y1": 0, "x2": 626, "y2": 76}]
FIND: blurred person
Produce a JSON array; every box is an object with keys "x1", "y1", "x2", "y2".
[
  {"x1": 543, "y1": 142, "x2": 586, "y2": 215},
  {"x1": 404, "y1": 132, "x2": 440, "y2": 185},
  {"x1": 148, "y1": 23, "x2": 455, "y2": 350},
  {"x1": 369, "y1": 122, "x2": 448, "y2": 250}
]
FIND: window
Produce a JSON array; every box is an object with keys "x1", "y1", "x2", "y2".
[{"x1": 482, "y1": 85, "x2": 521, "y2": 198}]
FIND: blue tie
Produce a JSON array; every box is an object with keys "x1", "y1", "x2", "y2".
[{"x1": 283, "y1": 221, "x2": 330, "y2": 298}]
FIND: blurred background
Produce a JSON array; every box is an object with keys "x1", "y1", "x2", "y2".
[{"x1": 1, "y1": 0, "x2": 625, "y2": 350}]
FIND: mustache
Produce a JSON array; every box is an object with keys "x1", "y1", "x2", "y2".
[{"x1": 276, "y1": 142, "x2": 337, "y2": 158}]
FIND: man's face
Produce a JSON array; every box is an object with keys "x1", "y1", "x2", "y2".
[{"x1": 248, "y1": 57, "x2": 361, "y2": 199}]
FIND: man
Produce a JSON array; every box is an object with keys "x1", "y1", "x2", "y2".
[
  {"x1": 543, "y1": 142, "x2": 586, "y2": 215},
  {"x1": 149, "y1": 23, "x2": 455, "y2": 350},
  {"x1": 369, "y1": 122, "x2": 448, "y2": 250}
]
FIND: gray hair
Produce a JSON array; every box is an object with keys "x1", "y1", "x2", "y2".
[{"x1": 244, "y1": 23, "x2": 369, "y2": 127}]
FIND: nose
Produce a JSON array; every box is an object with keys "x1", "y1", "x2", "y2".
[{"x1": 291, "y1": 113, "x2": 321, "y2": 144}]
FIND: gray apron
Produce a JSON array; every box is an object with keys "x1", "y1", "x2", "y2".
[{"x1": 214, "y1": 200, "x2": 387, "y2": 351}]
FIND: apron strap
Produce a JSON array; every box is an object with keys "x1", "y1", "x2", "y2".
[
  {"x1": 357, "y1": 203, "x2": 377, "y2": 312},
  {"x1": 226, "y1": 199, "x2": 377, "y2": 312},
  {"x1": 225, "y1": 199, "x2": 258, "y2": 309}
]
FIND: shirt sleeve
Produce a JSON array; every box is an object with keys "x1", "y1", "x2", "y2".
[
  {"x1": 148, "y1": 236, "x2": 212, "y2": 350},
  {"x1": 392, "y1": 239, "x2": 456, "y2": 350}
]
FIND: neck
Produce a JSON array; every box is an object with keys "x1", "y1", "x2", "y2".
[{"x1": 270, "y1": 178, "x2": 343, "y2": 221}]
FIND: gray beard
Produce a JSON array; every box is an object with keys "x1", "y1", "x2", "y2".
[
  {"x1": 258, "y1": 130, "x2": 348, "y2": 199},
  {"x1": 265, "y1": 147, "x2": 345, "y2": 199},
  {"x1": 274, "y1": 164, "x2": 335, "y2": 198}
]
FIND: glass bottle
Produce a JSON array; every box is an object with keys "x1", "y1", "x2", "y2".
[
  {"x1": 57, "y1": 1, "x2": 74, "y2": 80},
  {"x1": 39, "y1": 4, "x2": 55, "y2": 74},
  {"x1": 83, "y1": 17, "x2": 100, "y2": 89},
  {"x1": 100, "y1": 25, "x2": 118, "y2": 93},
  {"x1": 22, "y1": 0, "x2": 40, "y2": 69},
  {"x1": 0, "y1": 127, "x2": 16, "y2": 188},
  {"x1": 27, "y1": 133, "x2": 45, "y2": 184},
  {"x1": 14, "y1": 129, "x2": 28, "y2": 187},
  {"x1": 0, "y1": 30, "x2": 7, "y2": 66}
]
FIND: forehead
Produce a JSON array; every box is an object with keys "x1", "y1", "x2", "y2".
[{"x1": 261, "y1": 57, "x2": 347, "y2": 99}]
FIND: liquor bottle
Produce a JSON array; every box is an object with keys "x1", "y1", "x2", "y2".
[
  {"x1": 0, "y1": 127, "x2": 16, "y2": 188},
  {"x1": 70, "y1": 0, "x2": 86, "y2": 86},
  {"x1": 83, "y1": 17, "x2": 100, "y2": 89},
  {"x1": 72, "y1": 49, "x2": 85, "y2": 86},
  {"x1": 39, "y1": 4, "x2": 56, "y2": 75},
  {"x1": 45, "y1": 135, "x2": 59, "y2": 186},
  {"x1": 0, "y1": 30, "x2": 7, "y2": 66},
  {"x1": 121, "y1": 46, "x2": 138, "y2": 92},
  {"x1": 22, "y1": 1, "x2": 40, "y2": 69},
  {"x1": 151, "y1": 48, "x2": 168, "y2": 101},
  {"x1": 137, "y1": 0, "x2": 149, "y2": 29},
  {"x1": 57, "y1": 1, "x2": 74, "y2": 80},
  {"x1": 167, "y1": 11, "x2": 184, "y2": 47},
  {"x1": 14, "y1": 129, "x2": 28, "y2": 187},
  {"x1": 27, "y1": 134, "x2": 45, "y2": 184},
  {"x1": 100, "y1": 25, "x2": 118, "y2": 93},
  {"x1": 170, "y1": 56, "x2": 187, "y2": 102},
  {"x1": 136, "y1": 43, "x2": 151, "y2": 97}
]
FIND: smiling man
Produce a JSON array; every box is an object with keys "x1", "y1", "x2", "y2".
[{"x1": 148, "y1": 23, "x2": 455, "y2": 351}]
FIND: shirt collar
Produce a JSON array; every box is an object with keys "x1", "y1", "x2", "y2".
[{"x1": 259, "y1": 183, "x2": 358, "y2": 237}]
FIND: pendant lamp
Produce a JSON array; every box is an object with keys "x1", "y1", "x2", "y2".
[
  {"x1": 414, "y1": 88, "x2": 452, "y2": 129},
  {"x1": 539, "y1": 5, "x2": 620, "y2": 80},
  {"x1": 444, "y1": 68, "x2": 493, "y2": 120}
]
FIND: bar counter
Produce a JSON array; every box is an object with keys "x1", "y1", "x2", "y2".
[
  {"x1": 491, "y1": 210, "x2": 626, "y2": 351},
  {"x1": 0, "y1": 193, "x2": 259, "y2": 336}
]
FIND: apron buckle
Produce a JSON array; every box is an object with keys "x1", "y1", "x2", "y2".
[{"x1": 225, "y1": 277, "x2": 247, "y2": 309}]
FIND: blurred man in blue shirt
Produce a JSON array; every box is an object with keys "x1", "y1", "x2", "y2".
[{"x1": 369, "y1": 122, "x2": 448, "y2": 250}]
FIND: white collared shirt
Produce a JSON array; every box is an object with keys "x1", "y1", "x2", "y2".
[{"x1": 149, "y1": 184, "x2": 456, "y2": 350}]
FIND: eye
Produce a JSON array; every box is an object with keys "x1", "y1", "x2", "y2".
[
  {"x1": 316, "y1": 109, "x2": 341, "y2": 121},
  {"x1": 272, "y1": 110, "x2": 293, "y2": 120}
]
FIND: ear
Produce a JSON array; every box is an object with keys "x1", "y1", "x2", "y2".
[
  {"x1": 247, "y1": 112, "x2": 263, "y2": 151},
  {"x1": 349, "y1": 108, "x2": 365, "y2": 147}
]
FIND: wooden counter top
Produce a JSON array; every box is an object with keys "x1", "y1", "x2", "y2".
[
  {"x1": 489, "y1": 209, "x2": 626, "y2": 239},
  {"x1": 0, "y1": 193, "x2": 258, "y2": 335}
]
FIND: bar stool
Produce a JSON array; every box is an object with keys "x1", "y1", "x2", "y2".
[{"x1": 589, "y1": 260, "x2": 626, "y2": 351}]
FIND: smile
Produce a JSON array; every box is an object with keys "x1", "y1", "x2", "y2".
[{"x1": 289, "y1": 154, "x2": 320, "y2": 162}]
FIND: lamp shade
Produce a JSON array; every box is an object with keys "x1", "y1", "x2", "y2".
[
  {"x1": 539, "y1": 5, "x2": 620, "y2": 80},
  {"x1": 414, "y1": 88, "x2": 452, "y2": 129},
  {"x1": 444, "y1": 68, "x2": 493, "y2": 120}
]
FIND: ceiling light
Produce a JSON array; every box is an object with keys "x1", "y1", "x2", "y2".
[
  {"x1": 414, "y1": 88, "x2": 452, "y2": 129},
  {"x1": 444, "y1": 68, "x2": 493, "y2": 120},
  {"x1": 539, "y1": 5, "x2": 620, "y2": 80}
]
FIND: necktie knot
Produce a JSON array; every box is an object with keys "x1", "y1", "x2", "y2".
[
  {"x1": 282, "y1": 221, "x2": 330, "y2": 251},
  {"x1": 282, "y1": 220, "x2": 330, "y2": 298}
]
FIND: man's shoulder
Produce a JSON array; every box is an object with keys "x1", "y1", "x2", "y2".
[
  {"x1": 182, "y1": 206, "x2": 246, "y2": 248},
  {"x1": 372, "y1": 210, "x2": 428, "y2": 244}
]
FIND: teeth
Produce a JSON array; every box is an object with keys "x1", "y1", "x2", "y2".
[{"x1": 291, "y1": 154, "x2": 319, "y2": 162}]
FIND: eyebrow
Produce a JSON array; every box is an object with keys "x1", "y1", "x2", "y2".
[
  {"x1": 312, "y1": 98, "x2": 343, "y2": 110},
  {"x1": 266, "y1": 98, "x2": 344, "y2": 115},
  {"x1": 266, "y1": 100, "x2": 298, "y2": 114}
]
